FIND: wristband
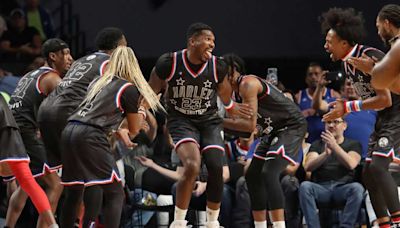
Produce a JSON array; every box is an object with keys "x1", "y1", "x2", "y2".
[
  {"x1": 344, "y1": 100, "x2": 362, "y2": 113},
  {"x1": 224, "y1": 100, "x2": 235, "y2": 111}
]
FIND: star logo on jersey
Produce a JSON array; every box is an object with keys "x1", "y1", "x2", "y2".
[
  {"x1": 358, "y1": 75, "x2": 364, "y2": 82},
  {"x1": 264, "y1": 117, "x2": 272, "y2": 125},
  {"x1": 176, "y1": 78, "x2": 185, "y2": 86},
  {"x1": 170, "y1": 99, "x2": 177, "y2": 105},
  {"x1": 203, "y1": 80, "x2": 212, "y2": 88},
  {"x1": 205, "y1": 101, "x2": 211, "y2": 108}
]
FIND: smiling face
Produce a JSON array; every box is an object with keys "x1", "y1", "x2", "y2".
[
  {"x1": 324, "y1": 29, "x2": 352, "y2": 62},
  {"x1": 188, "y1": 30, "x2": 215, "y2": 63}
]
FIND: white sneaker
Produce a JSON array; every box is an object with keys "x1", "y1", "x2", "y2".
[
  {"x1": 170, "y1": 220, "x2": 190, "y2": 228},
  {"x1": 206, "y1": 221, "x2": 223, "y2": 228}
]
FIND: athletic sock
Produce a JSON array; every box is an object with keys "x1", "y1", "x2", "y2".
[
  {"x1": 206, "y1": 207, "x2": 220, "y2": 222},
  {"x1": 272, "y1": 221, "x2": 285, "y2": 228},
  {"x1": 174, "y1": 206, "x2": 188, "y2": 221},
  {"x1": 254, "y1": 221, "x2": 267, "y2": 228}
]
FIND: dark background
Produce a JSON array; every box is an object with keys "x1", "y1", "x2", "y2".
[{"x1": 27, "y1": 0, "x2": 400, "y2": 92}]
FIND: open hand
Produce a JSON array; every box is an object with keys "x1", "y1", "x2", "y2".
[
  {"x1": 135, "y1": 156, "x2": 155, "y2": 168},
  {"x1": 322, "y1": 99, "x2": 345, "y2": 121},
  {"x1": 192, "y1": 181, "x2": 207, "y2": 197},
  {"x1": 347, "y1": 54, "x2": 376, "y2": 75}
]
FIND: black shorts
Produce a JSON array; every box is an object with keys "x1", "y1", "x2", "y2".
[
  {"x1": 167, "y1": 114, "x2": 224, "y2": 153},
  {"x1": 367, "y1": 113, "x2": 400, "y2": 163},
  {"x1": 254, "y1": 125, "x2": 306, "y2": 165},
  {"x1": 4, "y1": 130, "x2": 52, "y2": 181},
  {"x1": 39, "y1": 118, "x2": 67, "y2": 170},
  {"x1": 61, "y1": 122, "x2": 121, "y2": 186},
  {"x1": 0, "y1": 127, "x2": 29, "y2": 163}
]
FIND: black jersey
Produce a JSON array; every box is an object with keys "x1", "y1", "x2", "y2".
[
  {"x1": 43, "y1": 52, "x2": 110, "y2": 114},
  {"x1": 69, "y1": 78, "x2": 140, "y2": 133},
  {"x1": 237, "y1": 75, "x2": 305, "y2": 136},
  {"x1": 343, "y1": 44, "x2": 400, "y2": 117},
  {"x1": 155, "y1": 49, "x2": 227, "y2": 117},
  {"x1": 0, "y1": 95, "x2": 18, "y2": 129},
  {"x1": 8, "y1": 66, "x2": 56, "y2": 130}
]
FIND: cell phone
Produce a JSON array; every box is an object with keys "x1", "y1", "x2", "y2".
[
  {"x1": 363, "y1": 48, "x2": 385, "y2": 61},
  {"x1": 325, "y1": 71, "x2": 344, "y2": 82},
  {"x1": 266, "y1": 68, "x2": 278, "y2": 85}
]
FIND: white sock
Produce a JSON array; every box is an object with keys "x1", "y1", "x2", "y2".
[
  {"x1": 206, "y1": 207, "x2": 220, "y2": 222},
  {"x1": 272, "y1": 221, "x2": 285, "y2": 228},
  {"x1": 254, "y1": 220, "x2": 267, "y2": 228},
  {"x1": 174, "y1": 206, "x2": 188, "y2": 221}
]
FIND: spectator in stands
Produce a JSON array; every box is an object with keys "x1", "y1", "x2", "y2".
[
  {"x1": 0, "y1": 67, "x2": 18, "y2": 95},
  {"x1": 312, "y1": 77, "x2": 376, "y2": 159},
  {"x1": 300, "y1": 117, "x2": 364, "y2": 228},
  {"x1": 296, "y1": 62, "x2": 340, "y2": 143},
  {"x1": 23, "y1": 0, "x2": 55, "y2": 40},
  {"x1": 0, "y1": 8, "x2": 42, "y2": 64}
]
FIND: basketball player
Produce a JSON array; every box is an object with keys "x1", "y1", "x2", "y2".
[
  {"x1": 369, "y1": 4, "x2": 400, "y2": 93},
  {"x1": 222, "y1": 54, "x2": 306, "y2": 228},
  {"x1": 5, "y1": 38, "x2": 72, "y2": 227},
  {"x1": 320, "y1": 8, "x2": 400, "y2": 227},
  {"x1": 38, "y1": 27, "x2": 127, "y2": 171},
  {"x1": 0, "y1": 95, "x2": 57, "y2": 228},
  {"x1": 61, "y1": 46, "x2": 163, "y2": 228},
  {"x1": 37, "y1": 27, "x2": 126, "y2": 227},
  {"x1": 149, "y1": 22, "x2": 252, "y2": 228}
]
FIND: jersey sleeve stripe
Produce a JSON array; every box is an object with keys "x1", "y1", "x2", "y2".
[
  {"x1": 115, "y1": 82, "x2": 133, "y2": 112},
  {"x1": 213, "y1": 56, "x2": 218, "y2": 83},
  {"x1": 36, "y1": 71, "x2": 51, "y2": 94},
  {"x1": 99, "y1": 60, "x2": 110, "y2": 76}
]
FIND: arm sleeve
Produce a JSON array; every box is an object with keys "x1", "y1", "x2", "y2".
[
  {"x1": 120, "y1": 85, "x2": 140, "y2": 114},
  {"x1": 154, "y1": 53, "x2": 174, "y2": 80},
  {"x1": 216, "y1": 57, "x2": 228, "y2": 84}
]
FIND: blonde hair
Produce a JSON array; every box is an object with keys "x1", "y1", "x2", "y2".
[{"x1": 84, "y1": 46, "x2": 164, "y2": 112}]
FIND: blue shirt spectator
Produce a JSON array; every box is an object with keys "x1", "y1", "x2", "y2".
[{"x1": 296, "y1": 62, "x2": 340, "y2": 143}]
